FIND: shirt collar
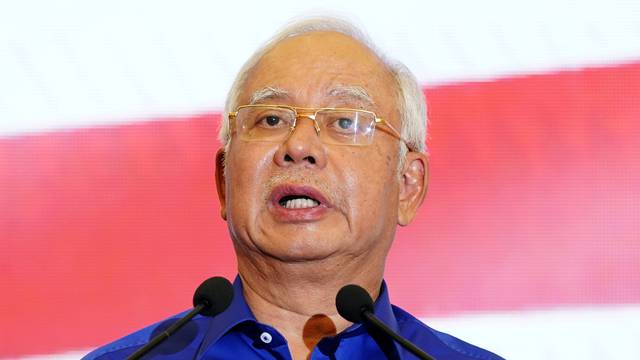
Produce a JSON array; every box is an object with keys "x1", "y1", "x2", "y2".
[
  {"x1": 371, "y1": 280, "x2": 399, "y2": 332},
  {"x1": 196, "y1": 275, "x2": 400, "y2": 357},
  {"x1": 196, "y1": 275, "x2": 255, "y2": 357}
]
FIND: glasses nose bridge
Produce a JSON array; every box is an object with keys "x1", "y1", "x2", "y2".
[{"x1": 292, "y1": 112, "x2": 321, "y2": 134}]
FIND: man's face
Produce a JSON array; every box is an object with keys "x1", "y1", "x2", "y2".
[{"x1": 219, "y1": 32, "x2": 410, "y2": 264}]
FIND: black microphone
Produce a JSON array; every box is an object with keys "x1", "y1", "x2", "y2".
[
  {"x1": 336, "y1": 284, "x2": 437, "y2": 360},
  {"x1": 126, "y1": 277, "x2": 234, "y2": 360}
]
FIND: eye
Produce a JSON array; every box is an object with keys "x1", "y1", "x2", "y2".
[
  {"x1": 264, "y1": 115, "x2": 280, "y2": 127},
  {"x1": 337, "y1": 117, "x2": 354, "y2": 130},
  {"x1": 255, "y1": 114, "x2": 287, "y2": 128},
  {"x1": 324, "y1": 112, "x2": 360, "y2": 135}
]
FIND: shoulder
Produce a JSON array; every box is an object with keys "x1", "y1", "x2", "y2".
[
  {"x1": 392, "y1": 305, "x2": 505, "y2": 360},
  {"x1": 82, "y1": 310, "x2": 208, "y2": 360}
]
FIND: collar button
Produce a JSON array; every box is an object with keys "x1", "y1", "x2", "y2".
[{"x1": 259, "y1": 331, "x2": 273, "y2": 344}]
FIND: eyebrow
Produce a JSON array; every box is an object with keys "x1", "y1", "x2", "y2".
[
  {"x1": 327, "y1": 86, "x2": 375, "y2": 107},
  {"x1": 249, "y1": 87, "x2": 290, "y2": 104}
]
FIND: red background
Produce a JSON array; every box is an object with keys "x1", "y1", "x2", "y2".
[{"x1": 1, "y1": 62, "x2": 639, "y2": 357}]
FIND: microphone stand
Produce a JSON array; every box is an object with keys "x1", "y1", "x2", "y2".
[
  {"x1": 126, "y1": 303, "x2": 206, "y2": 360},
  {"x1": 362, "y1": 311, "x2": 436, "y2": 360}
]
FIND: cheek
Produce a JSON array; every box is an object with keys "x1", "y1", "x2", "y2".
[
  {"x1": 225, "y1": 146, "x2": 275, "y2": 213},
  {"x1": 341, "y1": 147, "x2": 399, "y2": 217}
]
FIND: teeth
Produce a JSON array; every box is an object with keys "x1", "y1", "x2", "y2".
[{"x1": 283, "y1": 198, "x2": 319, "y2": 209}]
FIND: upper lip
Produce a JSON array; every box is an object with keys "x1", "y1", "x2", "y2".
[{"x1": 269, "y1": 184, "x2": 331, "y2": 208}]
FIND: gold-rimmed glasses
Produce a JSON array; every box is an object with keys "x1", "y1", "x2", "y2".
[{"x1": 228, "y1": 104, "x2": 408, "y2": 147}]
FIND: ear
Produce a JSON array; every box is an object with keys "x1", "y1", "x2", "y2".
[
  {"x1": 215, "y1": 148, "x2": 227, "y2": 221},
  {"x1": 397, "y1": 151, "x2": 429, "y2": 226}
]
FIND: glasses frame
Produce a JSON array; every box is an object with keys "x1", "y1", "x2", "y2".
[{"x1": 228, "y1": 104, "x2": 409, "y2": 148}]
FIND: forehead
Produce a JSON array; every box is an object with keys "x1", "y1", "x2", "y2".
[{"x1": 240, "y1": 31, "x2": 397, "y2": 110}]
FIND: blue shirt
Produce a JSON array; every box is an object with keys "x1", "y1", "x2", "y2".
[{"x1": 83, "y1": 277, "x2": 503, "y2": 359}]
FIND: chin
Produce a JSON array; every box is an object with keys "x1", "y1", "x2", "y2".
[{"x1": 259, "y1": 232, "x2": 343, "y2": 263}]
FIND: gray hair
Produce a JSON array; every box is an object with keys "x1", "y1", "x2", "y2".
[{"x1": 219, "y1": 17, "x2": 428, "y2": 163}]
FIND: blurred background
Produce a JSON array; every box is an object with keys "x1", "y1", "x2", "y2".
[{"x1": 1, "y1": 1, "x2": 639, "y2": 359}]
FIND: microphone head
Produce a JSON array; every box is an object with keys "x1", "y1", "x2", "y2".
[
  {"x1": 193, "y1": 277, "x2": 234, "y2": 317},
  {"x1": 335, "y1": 284, "x2": 374, "y2": 323}
]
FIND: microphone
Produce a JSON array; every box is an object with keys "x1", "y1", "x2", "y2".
[
  {"x1": 126, "y1": 277, "x2": 234, "y2": 360},
  {"x1": 336, "y1": 284, "x2": 437, "y2": 360}
]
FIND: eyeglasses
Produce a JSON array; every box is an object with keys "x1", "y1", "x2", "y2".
[{"x1": 228, "y1": 104, "x2": 409, "y2": 147}]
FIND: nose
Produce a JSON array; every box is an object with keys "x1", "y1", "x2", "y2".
[{"x1": 273, "y1": 117, "x2": 327, "y2": 169}]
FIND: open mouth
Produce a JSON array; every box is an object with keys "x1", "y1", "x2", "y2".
[
  {"x1": 270, "y1": 185, "x2": 329, "y2": 211},
  {"x1": 269, "y1": 184, "x2": 330, "y2": 221},
  {"x1": 278, "y1": 195, "x2": 320, "y2": 209}
]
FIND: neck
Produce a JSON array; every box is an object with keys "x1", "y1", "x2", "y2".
[{"x1": 237, "y1": 254, "x2": 384, "y2": 360}]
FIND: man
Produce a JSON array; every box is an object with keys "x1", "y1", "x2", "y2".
[{"x1": 84, "y1": 18, "x2": 503, "y2": 360}]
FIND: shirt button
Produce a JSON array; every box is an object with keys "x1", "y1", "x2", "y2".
[{"x1": 259, "y1": 331, "x2": 272, "y2": 344}]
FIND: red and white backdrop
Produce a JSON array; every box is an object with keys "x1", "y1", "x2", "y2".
[{"x1": 1, "y1": 1, "x2": 639, "y2": 359}]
